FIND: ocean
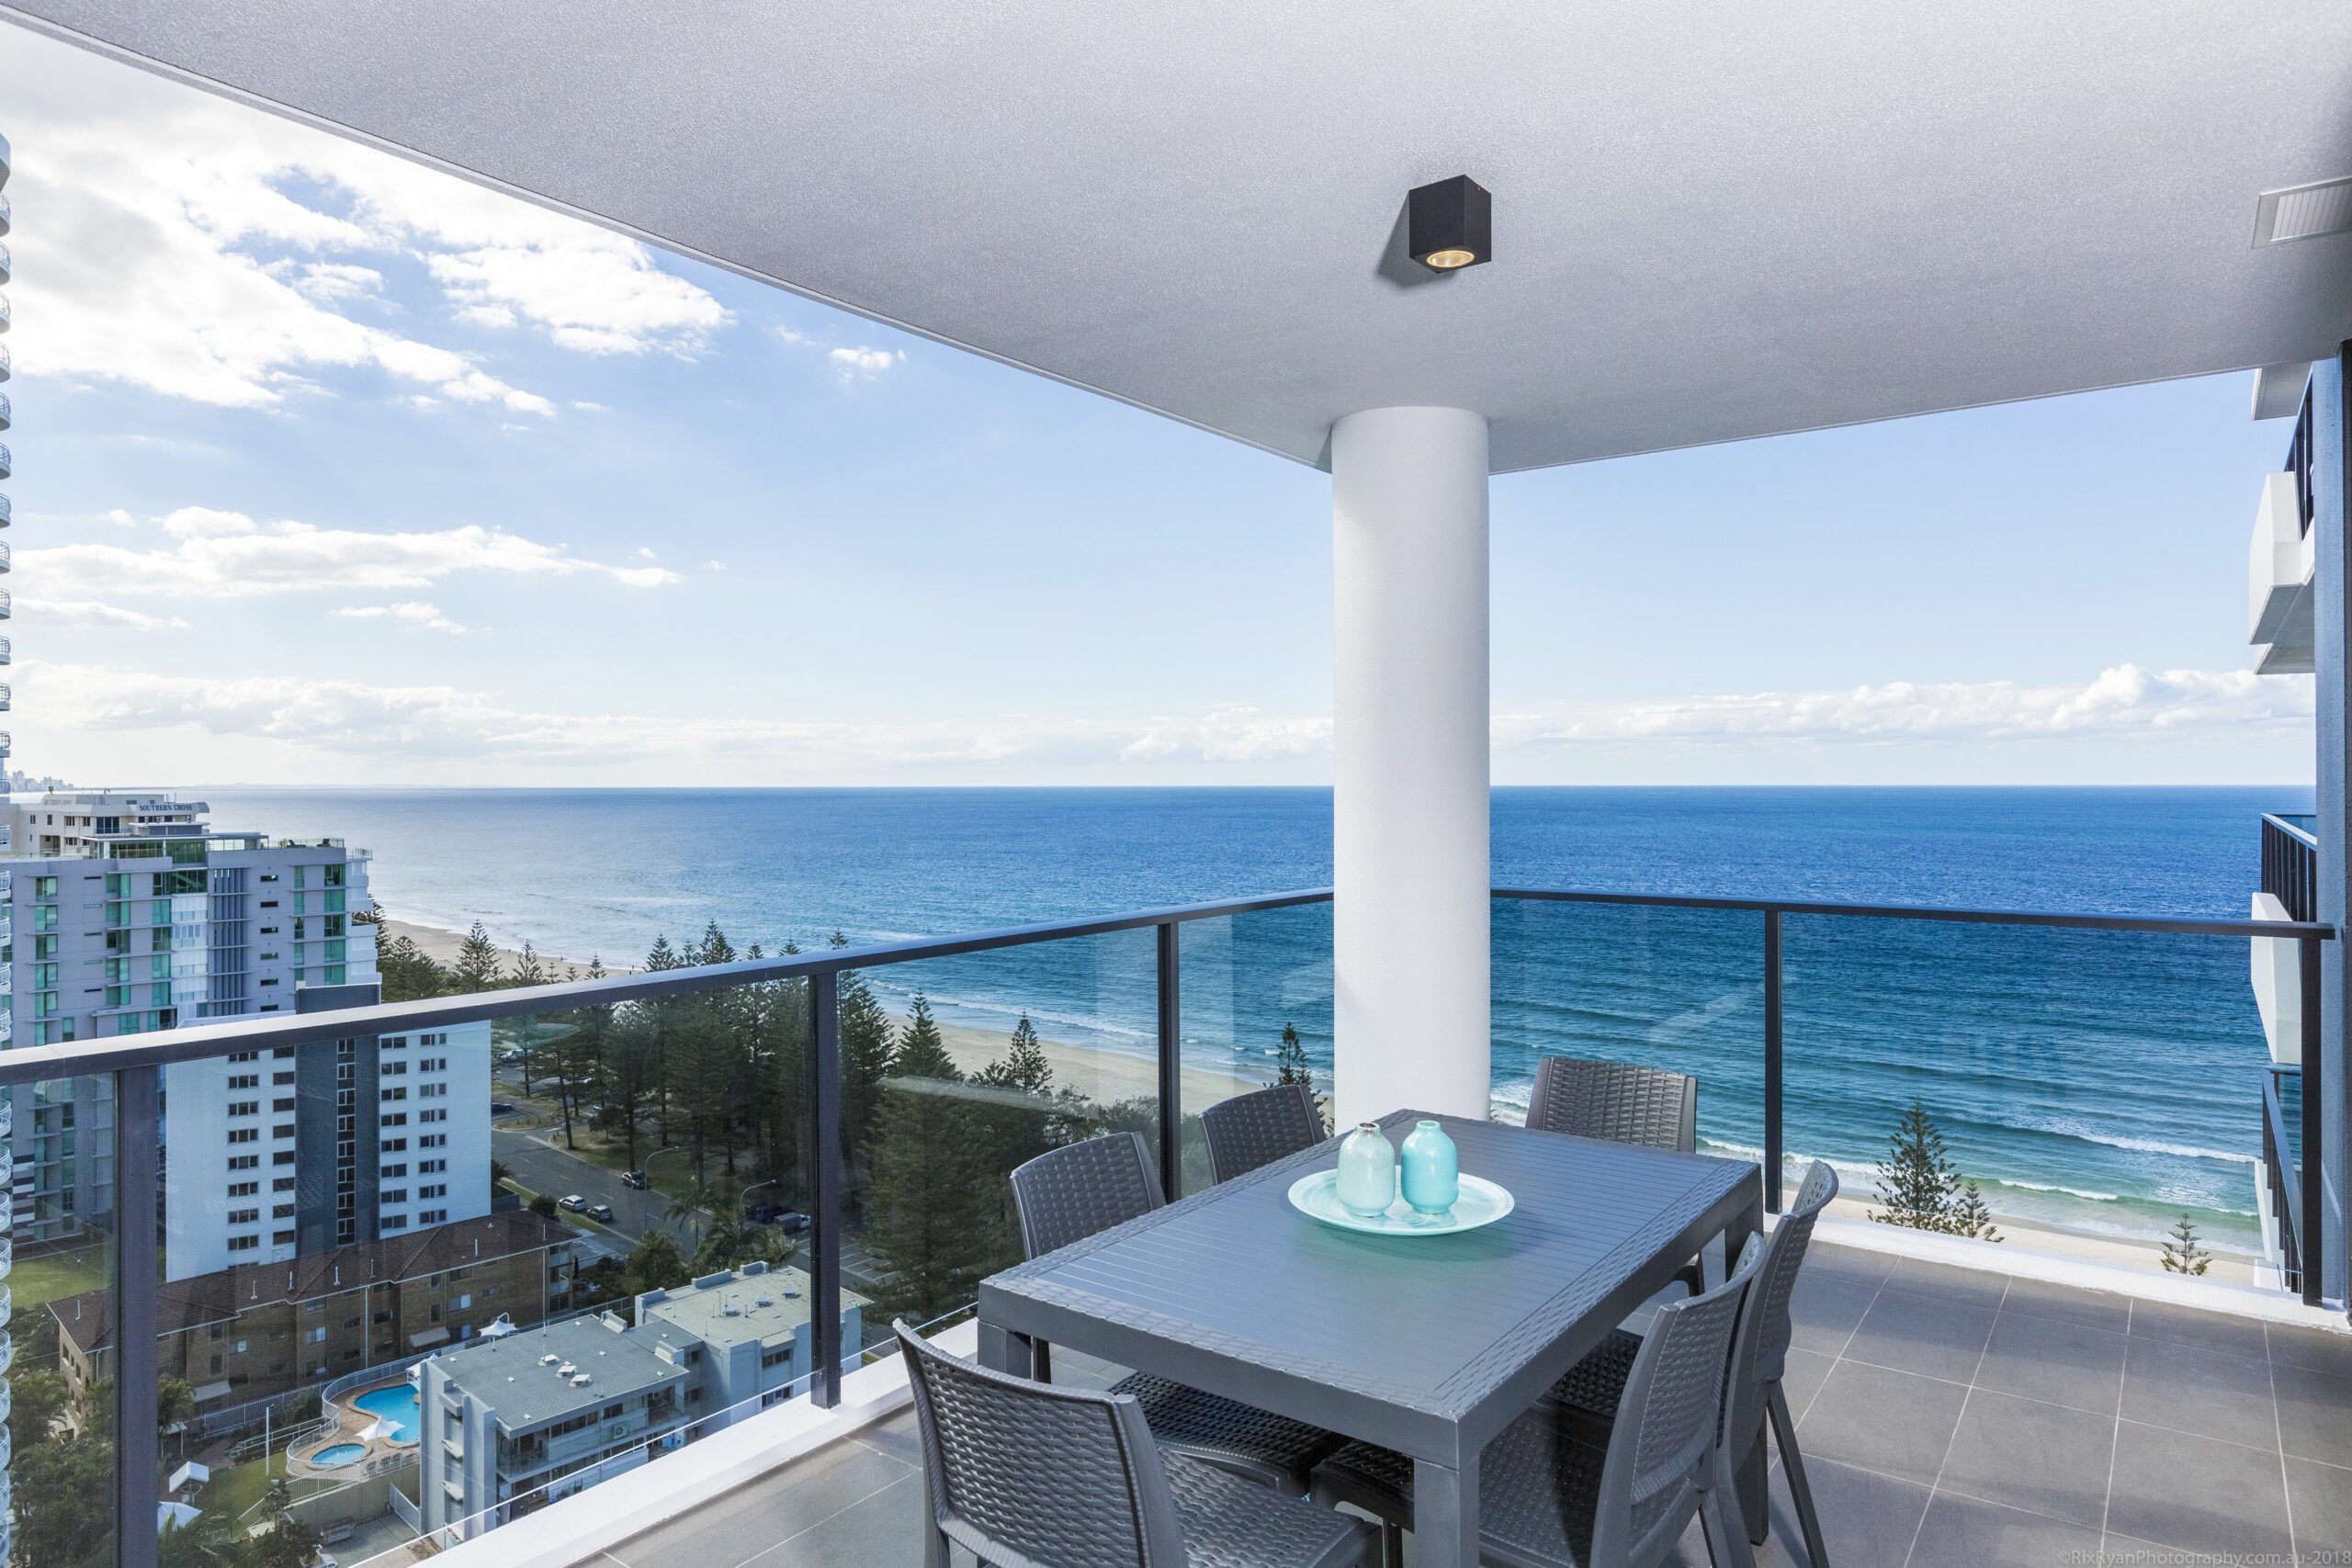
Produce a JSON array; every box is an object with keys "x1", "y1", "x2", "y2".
[{"x1": 200, "y1": 785, "x2": 2307, "y2": 1253}]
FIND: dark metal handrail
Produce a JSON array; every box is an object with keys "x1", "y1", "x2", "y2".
[{"x1": 2263, "y1": 813, "x2": 2321, "y2": 923}]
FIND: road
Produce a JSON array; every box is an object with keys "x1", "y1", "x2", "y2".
[
  {"x1": 490, "y1": 1123, "x2": 896, "y2": 1294},
  {"x1": 492, "y1": 1126, "x2": 684, "y2": 1244}
]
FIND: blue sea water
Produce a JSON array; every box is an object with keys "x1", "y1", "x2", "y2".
[{"x1": 201, "y1": 785, "x2": 2307, "y2": 1251}]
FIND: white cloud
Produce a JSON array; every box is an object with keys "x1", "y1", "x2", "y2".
[
  {"x1": 0, "y1": 39, "x2": 727, "y2": 412},
  {"x1": 704, "y1": 559, "x2": 731, "y2": 572},
  {"x1": 17, "y1": 599, "x2": 189, "y2": 632},
  {"x1": 23, "y1": 515, "x2": 681, "y2": 600},
  {"x1": 1491, "y1": 665, "x2": 2311, "y2": 748},
  {"x1": 293, "y1": 262, "x2": 383, "y2": 304},
  {"x1": 829, "y1": 345, "x2": 905, "y2": 380},
  {"x1": 6, "y1": 660, "x2": 2303, "y2": 779},
  {"x1": 571, "y1": 400, "x2": 607, "y2": 412},
  {"x1": 159, "y1": 506, "x2": 260, "y2": 538},
  {"x1": 334, "y1": 601, "x2": 465, "y2": 634}
]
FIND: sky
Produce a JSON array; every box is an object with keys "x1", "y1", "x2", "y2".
[{"x1": 0, "y1": 28, "x2": 2317, "y2": 789}]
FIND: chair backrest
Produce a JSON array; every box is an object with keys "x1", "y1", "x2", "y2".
[
  {"x1": 1010, "y1": 1131, "x2": 1165, "y2": 1259},
  {"x1": 1527, "y1": 1056, "x2": 1697, "y2": 1153},
  {"x1": 1724, "y1": 1158, "x2": 1838, "y2": 1444},
  {"x1": 1589, "y1": 1233, "x2": 1762, "y2": 1568},
  {"x1": 1200, "y1": 1083, "x2": 1326, "y2": 1184},
  {"x1": 895, "y1": 1319, "x2": 1186, "y2": 1568}
]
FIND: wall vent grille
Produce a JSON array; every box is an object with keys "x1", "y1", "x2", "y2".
[{"x1": 2255, "y1": 177, "x2": 2352, "y2": 246}]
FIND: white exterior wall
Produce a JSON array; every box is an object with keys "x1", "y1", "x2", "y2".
[{"x1": 376, "y1": 1021, "x2": 493, "y2": 1240}]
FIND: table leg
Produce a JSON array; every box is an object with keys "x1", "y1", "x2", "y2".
[
  {"x1": 977, "y1": 1320, "x2": 1036, "y2": 1379},
  {"x1": 1725, "y1": 1190, "x2": 1770, "y2": 1544},
  {"x1": 1413, "y1": 1453, "x2": 1479, "y2": 1568}
]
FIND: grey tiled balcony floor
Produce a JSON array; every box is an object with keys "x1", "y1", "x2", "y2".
[{"x1": 596, "y1": 1244, "x2": 2352, "y2": 1568}]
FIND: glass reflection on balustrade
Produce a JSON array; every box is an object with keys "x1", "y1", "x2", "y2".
[
  {"x1": 833, "y1": 930, "x2": 1159, "y2": 1354},
  {"x1": 1781, "y1": 915, "x2": 2274, "y2": 1280},
  {"x1": 1177, "y1": 904, "x2": 1336, "y2": 1194}
]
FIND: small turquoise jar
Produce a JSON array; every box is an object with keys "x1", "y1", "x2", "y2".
[
  {"x1": 1398, "y1": 1120, "x2": 1461, "y2": 1215},
  {"x1": 1335, "y1": 1122, "x2": 1397, "y2": 1216}
]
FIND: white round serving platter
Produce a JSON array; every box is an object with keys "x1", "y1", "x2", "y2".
[{"x1": 1285, "y1": 1170, "x2": 1515, "y2": 1236}]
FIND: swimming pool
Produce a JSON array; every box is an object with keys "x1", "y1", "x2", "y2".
[
  {"x1": 352, "y1": 1383, "x2": 421, "y2": 1445},
  {"x1": 311, "y1": 1443, "x2": 367, "y2": 1469}
]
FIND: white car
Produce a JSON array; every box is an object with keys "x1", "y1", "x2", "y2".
[{"x1": 558, "y1": 1194, "x2": 586, "y2": 1213}]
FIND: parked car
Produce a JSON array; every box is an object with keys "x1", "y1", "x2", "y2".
[
  {"x1": 744, "y1": 1201, "x2": 786, "y2": 1224},
  {"x1": 558, "y1": 1194, "x2": 585, "y2": 1213},
  {"x1": 586, "y1": 1202, "x2": 616, "y2": 1224},
  {"x1": 490, "y1": 1101, "x2": 515, "y2": 1117},
  {"x1": 620, "y1": 1169, "x2": 650, "y2": 1190},
  {"x1": 770, "y1": 1209, "x2": 812, "y2": 1235}
]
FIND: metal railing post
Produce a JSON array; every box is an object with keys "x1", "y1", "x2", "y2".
[
  {"x1": 1157, "y1": 921, "x2": 1183, "y2": 1201},
  {"x1": 1763, "y1": 910, "x2": 1784, "y2": 1214},
  {"x1": 809, "y1": 971, "x2": 844, "y2": 1406},
  {"x1": 2300, "y1": 934, "x2": 2324, "y2": 1308},
  {"x1": 116, "y1": 1064, "x2": 162, "y2": 1568}
]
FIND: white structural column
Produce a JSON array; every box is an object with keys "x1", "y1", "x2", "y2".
[{"x1": 1330, "y1": 406, "x2": 1492, "y2": 1127}]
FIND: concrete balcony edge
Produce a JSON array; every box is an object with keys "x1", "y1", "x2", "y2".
[{"x1": 1809, "y1": 1211, "x2": 2345, "y2": 1330}]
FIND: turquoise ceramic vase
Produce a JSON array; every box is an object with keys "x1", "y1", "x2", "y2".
[
  {"x1": 1398, "y1": 1120, "x2": 1461, "y2": 1215},
  {"x1": 1335, "y1": 1122, "x2": 1397, "y2": 1217}
]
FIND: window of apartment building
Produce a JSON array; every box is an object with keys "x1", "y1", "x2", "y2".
[
  {"x1": 227, "y1": 1208, "x2": 258, "y2": 1224},
  {"x1": 420, "y1": 1133, "x2": 446, "y2": 1148},
  {"x1": 272, "y1": 1124, "x2": 295, "y2": 1139},
  {"x1": 273, "y1": 1230, "x2": 294, "y2": 1245},
  {"x1": 274, "y1": 1098, "x2": 295, "y2": 1113},
  {"x1": 227, "y1": 1181, "x2": 258, "y2": 1198},
  {"x1": 420, "y1": 1209, "x2": 447, "y2": 1224},
  {"x1": 228, "y1": 1128, "x2": 257, "y2": 1144},
  {"x1": 421, "y1": 1110, "x2": 447, "y2": 1123},
  {"x1": 382, "y1": 1137, "x2": 406, "y2": 1152},
  {"x1": 228, "y1": 1155, "x2": 257, "y2": 1171},
  {"x1": 273, "y1": 1152, "x2": 296, "y2": 1166},
  {"x1": 382, "y1": 1164, "x2": 407, "y2": 1179},
  {"x1": 228, "y1": 1235, "x2": 257, "y2": 1252},
  {"x1": 419, "y1": 1083, "x2": 445, "y2": 1099},
  {"x1": 227, "y1": 1101, "x2": 257, "y2": 1117},
  {"x1": 381, "y1": 1112, "x2": 407, "y2": 1127},
  {"x1": 381, "y1": 1061, "x2": 405, "y2": 1077},
  {"x1": 379, "y1": 1087, "x2": 406, "y2": 1102},
  {"x1": 228, "y1": 1074, "x2": 258, "y2": 1090},
  {"x1": 419, "y1": 1157, "x2": 445, "y2": 1174},
  {"x1": 229, "y1": 1051, "x2": 258, "y2": 1063},
  {"x1": 421, "y1": 1184, "x2": 447, "y2": 1200},
  {"x1": 273, "y1": 1203, "x2": 293, "y2": 1218},
  {"x1": 273, "y1": 1047, "x2": 293, "y2": 1058},
  {"x1": 383, "y1": 1190, "x2": 407, "y2": 1204},
  {"x1": 381, "y1": 1214, "x2": 406, "y2": 1231},
  {"x1": 273, "y1": 1176, "x2": 294, "y2": 1191},
  {"x1": 273, "y1": 1071, "x2": 293, "y2": 1085}
]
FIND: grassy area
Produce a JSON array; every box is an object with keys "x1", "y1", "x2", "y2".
[
  {"x1": 11, "y1": 1243, "x2": 109, "y2": 1310},
  {"x1": 204, "y1": 1451, "x2": 283, "y2": 1521}
]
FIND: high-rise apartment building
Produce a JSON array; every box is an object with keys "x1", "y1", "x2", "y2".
[{"x1": 0, "y1": 791, "x2": 492, "y2": 1278}]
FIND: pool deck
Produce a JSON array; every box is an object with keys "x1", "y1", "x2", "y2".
[{"x1": 288, "y1": 1380, "x2": 422, "y2": 1479}]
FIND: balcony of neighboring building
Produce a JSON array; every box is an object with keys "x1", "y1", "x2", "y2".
[
  {"x1": 2249, "y1": 389, "x2": 2318, "y2": 673},
  {"x1": 0, "y1": 241, "x2": 10, "y2": 287},
  {"x1": 0, "y1": 440, "x2": 11, "y2": 480}
]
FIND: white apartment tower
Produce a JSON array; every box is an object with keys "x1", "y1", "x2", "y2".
[{"x1": 0, "y1": 791, "x2": 491, "y2": 1279}]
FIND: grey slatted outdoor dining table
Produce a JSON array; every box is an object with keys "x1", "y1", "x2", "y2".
[{"x1": 977, "y1": 1108, "x2": 1767, "y2": 1568}]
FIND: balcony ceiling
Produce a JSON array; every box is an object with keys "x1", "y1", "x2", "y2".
[{"x1": 8, "y1": 2, "x2": 2352, "y2": 471}]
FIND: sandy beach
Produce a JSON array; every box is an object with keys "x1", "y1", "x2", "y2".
[
  {"x1": 379, "y1": 916, "x2": 627, "y2": 976},
  {"x1": 923, "y1": 1013, "x2": 1268, "y2": 1111}
]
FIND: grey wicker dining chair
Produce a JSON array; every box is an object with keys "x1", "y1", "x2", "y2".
[
  {"x1": 1528, "y1": 1056, "x2": 1705, "y2": 1294},
  {"x1": 1527, "y1": 1056, "x2": 1698, "y2": 1152},
  {"x1": 1009, "y1": 1133, "x2": 1342, "y2": 1495},
  {"x1": 1202, "y1": 1083, "x2": 1327, "y2": 1184},
  {"x1": 894, "y1": 1320, "x2": 1379, "y2": 1568},
  {"x1": 1551, "y1": 1159, "x2": 1840, "y2": 1564},
  {"x1": 1308, "y1": 1235, "x2": 1765, "y2": 1568}
]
